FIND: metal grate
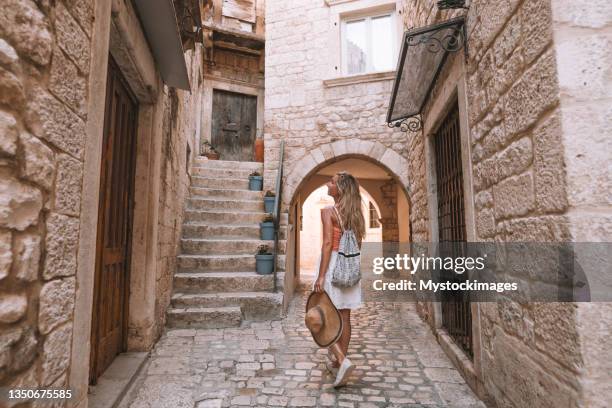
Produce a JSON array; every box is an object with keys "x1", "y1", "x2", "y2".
[{"x1": 433, "y1": 102, "x2": 473, "y2": 359}]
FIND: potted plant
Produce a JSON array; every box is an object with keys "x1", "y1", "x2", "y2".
[
  {"x1": 255, "y1": 244, "x2": 274, "y2": 275},
  {"x1": 248, "y1": 171, "x2": 263, "y2": 191},
  {"x1": 202, "y1": 141, "x2": 220, "y2": 160},
  {"x1": 260, "y1": 213, "x2": 275, "y2": 240},
  {"x1": 263, "y1": 190, "x2": 276, "y2": 213}
]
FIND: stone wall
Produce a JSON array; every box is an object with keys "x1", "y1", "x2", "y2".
[
  {"x1": 400, "y1": 0, "x2": 611, "y2": 406},
  {"x1": 154, "y1": 50, "x2": 202, "y2": 337},
  {"x1": 264, "y1": 0, "x2": 408, "y2": 195},
  {"x1": 0, "y1": 0, "x2": 92, "y2": 391}
]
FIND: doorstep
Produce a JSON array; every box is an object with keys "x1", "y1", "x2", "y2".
[{"x1": 88, "y1": 352, "x2": 149, "y2": 408}]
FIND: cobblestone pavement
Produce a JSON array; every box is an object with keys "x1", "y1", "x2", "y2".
[{"x1": 122, "y1": 289, "x2": 485, "y2": 408}]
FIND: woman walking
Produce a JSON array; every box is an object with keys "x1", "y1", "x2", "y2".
[{"x1": 312, "y1": 171, "x2": 365, "y2": 387}]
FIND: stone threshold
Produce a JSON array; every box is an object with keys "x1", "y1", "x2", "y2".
[
  {"x1": 88, "y1": 352, "x2": 149, "y2": 408},
  {"x1": 323, "y1": 70, "x2": 396, "y2": 87}
]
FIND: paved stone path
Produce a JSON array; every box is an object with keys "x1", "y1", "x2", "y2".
[{"x1": 122, "y1": 289, "x2": 485, "y2": 408}]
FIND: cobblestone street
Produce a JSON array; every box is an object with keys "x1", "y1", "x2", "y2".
[{"x1": 122, "y1": 288, "x2": 485, "y2": 408}]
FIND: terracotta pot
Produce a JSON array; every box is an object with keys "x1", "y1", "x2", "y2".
[
  {"x1": 206, "y1": 152, "x2": 219, "y2": 160},
  {"x1": 254, "y1": 139, "x2": 264, "y2": 162}
]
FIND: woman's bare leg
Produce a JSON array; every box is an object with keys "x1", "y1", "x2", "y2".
[
  {"x1": 338, "y1": 309, "x2": 351, "y2": 358},
  {"x1": 329, "y1": 343, "x2": 344, "y2": 366}
]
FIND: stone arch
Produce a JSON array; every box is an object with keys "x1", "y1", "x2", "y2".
[{"x1": 283, "y1": 140, "x2": 410, "y2": 208}]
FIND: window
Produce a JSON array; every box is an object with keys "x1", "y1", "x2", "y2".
[
  {"x1": 368, "y1": 202, "x2": 381, "y2": 228},
  {"x1": 342, "y1": 11, "x2": 395, "y2": 75}
]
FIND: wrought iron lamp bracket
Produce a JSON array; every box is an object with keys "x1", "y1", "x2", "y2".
[
  {"x1": 405, "y1": 20, "x2": 468, "y2": 60},
  {"x1": 387, "y1": 115, "x2": 423, "y2": 133},
  {"x1": 181, "y1": 4, "x2": 204, "y2": 44}
]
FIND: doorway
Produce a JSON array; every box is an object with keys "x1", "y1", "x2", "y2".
[
  {"x1": 433, "y1": 101, "x2": 473, "y2": 359},
  {"x1": 211, "y1": 89, "x2": 257, "y2": 161},
  {"x1": 90, "y1": 57, "x2": 139, "y2": 383}
]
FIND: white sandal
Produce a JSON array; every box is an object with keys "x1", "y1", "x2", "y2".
[{"x1": 333, "y1": 357, "x2": 355, "y2": 388}]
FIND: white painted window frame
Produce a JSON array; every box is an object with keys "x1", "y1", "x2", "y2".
[
  {"x1": 325, "y1": 0, "x2": 401, "y2": 81},
  {"x1": 341, "y1": 11, "x2": 397, "y2": 76}
]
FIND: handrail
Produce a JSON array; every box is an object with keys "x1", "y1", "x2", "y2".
[{"x1": 272, "y1": 140, "x2": 285, "y2": 292}]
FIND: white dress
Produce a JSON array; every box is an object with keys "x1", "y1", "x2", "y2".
[{"x1": 312, "y1": 250, "x2": 362, "y2": 310}]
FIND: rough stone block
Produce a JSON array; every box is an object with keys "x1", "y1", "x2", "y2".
[
  {"x1": 0, "y1": 0, "x2": 53, "y2": 66},
  {"x1": 39, "y1": 277, "x2": 76, "y2": 335},
  {"x1": 0, "y1": 111, "x2": 18, "y2": 157},
  {"x1": 0, "y1": 39, "x2": 19, "y2": 68},
  {"x1": 0, "y1": 230, "x2": 10, "y2": 280},
  {"x1": 484, "y1": 326, "x2": 579, "y2": 408},
  {"x1": 49, "y1": 48, "x2": 87, "y2": 117},
  {"x1": 55, "y1": 2, "x2": 90, "y2": 73},
  {"x1": 503, "y1": 50, "x2": 559, "y2": 137},
  {"x1": 496, "y1": 137, "x2": 533, "y2": 182},
  {"x1": 42, "y1": 323, "x2": 72, "y2": 386},
  {"x1": 533, "y1": 303, "x2": 581, "y2": 372},
  {"x1": 498, "y1": 215, "x2": 571, "y2": 242},
  {"x1": 521, "y1": 0, "x2": 553, "y2": 64},
  {"x1": 13, "y1": 232, "x2": 40, "y2": 282},
  {"x1": 9, "y1": 327, "x2": 37, "y2": 373},
  {"x1": 43, "y1": 213, "x2": 79, "y2": 279},
  {"x1": 493, "y1": 172, "x2": 535, "y2": 219},
  {"x1": 19, "y1": 132, "x2": 55, "y2": 191},
  {"x1": 0, "y1": 66, "x2": 25, "y2": 107},
  {"x1": 26, "y1": 89, "x2": 85, "y2": 159},
  {"x1": 54, "y1": 154, "x2": 83, "y2": 216},
  {"x1": 0, "y1": 293, "x2": 27, "y2": 323},
  {"x1": 0, "y1": 172, "x2": 43, "y2": 231},
  {"x1": 66, "y1": 0, "x2": 95, "y2": 36},
  {"x1": 476, "y1": 208, "x2": 496, "y2": 239},
  {"x1": 532, "y1": 113, "x2": 568, "y2": 213}
]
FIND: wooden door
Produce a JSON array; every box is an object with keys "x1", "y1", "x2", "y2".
[
  {"x1": 211, "y1": 90, "x2": 257, "y2": 161},
  {"x1": 90, "y1": 57, "x2": 138, "y2": 384}
]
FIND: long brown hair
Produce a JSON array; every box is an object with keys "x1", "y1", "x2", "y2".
[{"x1": 335, "y1": 171, "x2": 365, "y2": 243}]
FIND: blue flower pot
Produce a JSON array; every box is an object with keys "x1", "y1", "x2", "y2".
[
  {"x1": 264, "y1": 196, "x2": 275, "y2": 213},
  {"x1": 260, "y1": 221, "x2": 275, "y2": 240},
  {"x1": 249, "y1": 175, "x2": 263, "y2": 191},
  {"x1": 255, "y1": 254, "x2": 274, "y2": 275}
]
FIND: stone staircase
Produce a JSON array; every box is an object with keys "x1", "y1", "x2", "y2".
[{"x1": 166, "y1": 158, "x2": 286, "y2": 329}]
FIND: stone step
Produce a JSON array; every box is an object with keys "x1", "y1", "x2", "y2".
[
  {"x1": 166, "y1": 306, "x2": 241, "y2": 329},
  {"x1": 173, "y1": 271, "x2": 277, "y2": 293},
  {"x1": 171, "y1": 292, "x2": 283, "y2": 320},
  {"x1": 182, "y1": 223, "x2": 287, "y2": 240},
  {"x1": 177, "y1": 254, "x2": 285, "y2": 272},
  {"x1": 190, "y1": 187, "x2": 264, "y2": 200},
  {"x1": 180, "y1": 238, "x2": 286, "y2": 255},
  {"x1": 190, "y1": 176, "x2": 251, "y2": 190},
  {"x1": 193, "y1": 158, "x2": 263, "y2": 171},
  {"x1": 190, "y1": 167, "x2": 260, "y2": 179},
  {"x1": 186, "y1": 197, "x2": 264, "y2": 212},
  {"x1": 184, "y1": 209, "x2": 266, "y2": 224}
]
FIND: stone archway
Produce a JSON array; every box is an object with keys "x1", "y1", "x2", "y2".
[{"x1": 282, "y1": 140, "x2": 410, "y2": 208}]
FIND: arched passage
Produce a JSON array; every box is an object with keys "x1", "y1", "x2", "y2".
[
  {"x1": 280, "y1": 149, "x2": 412, "y2": 303},
  {"x1": 281, "y1": 140, "x2": 410, "y2": 208}
]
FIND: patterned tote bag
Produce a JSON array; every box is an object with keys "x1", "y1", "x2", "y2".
[{"x1": 331, "y1": 206, "x2": 361, "y2": 288}]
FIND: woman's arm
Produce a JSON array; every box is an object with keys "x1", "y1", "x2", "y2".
[{"x1": 314, "y1": 207, "x2": 334, "y2": 292}]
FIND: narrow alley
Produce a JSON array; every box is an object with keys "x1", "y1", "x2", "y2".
[
  {"x1": 120, "y1": 291, "x2": 484, "y2": 408},
  {"x1": 1, "y1": 0, "x2": 610, "y2": 408}
]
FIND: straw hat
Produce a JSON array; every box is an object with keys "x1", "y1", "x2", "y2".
[{"x1": 305, "y1": 291, "x2": 343, "y2": 348}]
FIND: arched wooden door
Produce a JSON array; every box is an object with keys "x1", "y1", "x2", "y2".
[{"x1": 90, "y1": 57, "x2": 138, "y2": 383}]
